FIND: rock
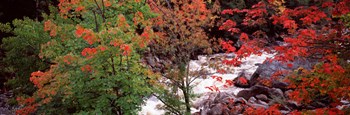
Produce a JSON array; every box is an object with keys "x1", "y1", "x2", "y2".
[
  {"x1": 154, "y1": 56, "x2": 160, "y2": 62},
  {"x1": 256, "y1": 94, "x2": 269, "y2": 102},
  {"x1": 145, "y1": 56, "x2": 156, "y2": 67},
  {"x1": 248, "y1": 97, "x2": 257, "y2": 104},
  {"x1": 284, "y1": 90, "x2": 293, "y2": 98},
  {"x1": 280, "y1": 110, "x2": 290, "y2": 114},
  {"x1": 236, "y1": 90, "x2": 252, "y2": 100},
  {"x1": 228, "y1": 105, "x2": 244, "y2": 115},
  {"x1": 269, "y1": 88, "x2": 284, "y2": 98},
  {"x1": 234, "y1": 39, "x2": 244, "y2": 49},
  {"x1": 337, "y1": 104, "x2": 350, "y2": 110},
  {"x1": 194, "y1": 92, "x2": 239, "y2": 115},
  {"x1": 0, "y1": 91, "x2": 15, "y2": 115},
  {"x1": 286, "y1": 100, "x2": 301, "y2": 110},
  {"x1": 213, "y1": 92, "x2": 234, "y2": 104},
  {"x1": 250, "y1": 85, "x2": 270, "y2": 97},
  {"x1": 0, "y1": 108, "x2": 13, "y2": 115},
  {"x1": 234, "y1": 97, "x2": 247, "y2": 104},
  {"x1": 316, "y1": 95, "x2": 332, "y2": 105},
  {"x1": 305, "y1": 105, "x2": 316, "y2": 110},
  {"x1": 249, "y1": 57, "x2": 317, "y2": 84},
  {"x1": 248, "y1": 103, "x2": 269, "y2": 109},
  {"x1": 207, "y1": 103, "x2": 224, "y2": 115},
  {"x1": 257, "y1": 100, "x2": 269, "y2": 107},
  {"x1": 310, "y1": 101, "x2": 327, "y2": 108},
  {"x1": 236, "y1": 85, "x2": 270, "y2": 100},
  {"x1": 271, "y1": 81, "x2": 289, "y2": 90}
]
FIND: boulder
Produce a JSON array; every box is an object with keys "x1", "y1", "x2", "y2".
[
  {"x1": 234, "y1": 97, "x2": 248, "y2": 104},
  {"x1": 248, "y1": 97, "x2": 257, "y2": 104},
  {"x1": 249, "y1": 57, "x2": 317, "y2": 86},
  {"x1": 271, "y1": 81, "x2": 289, "y2": 91},
  {"x1": 248, "y1": 103, "x2": 269, "y2": 109},
  {"x1": 256, "y1": 94, "x2": 269, "y2": 102},
  {"x1": 269, "y1": 88, "x2": 284, "y2": 99},
  {"x1": 206, "y1": 103, "x2": 224, "y2": 115},
  {"x1": 236, "y1": 85, "x2": 270, "y2": 100}
]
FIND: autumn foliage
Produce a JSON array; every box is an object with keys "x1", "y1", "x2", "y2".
[
  {"x1": 218, "y1": 0, "x2": 350, "y2": 114},
  {"x1": 15, "y1": 0, "x2": 156, "y2": 114},
  {"x1": 1, "y1": 0, "x2": 350, "y2": 114}
]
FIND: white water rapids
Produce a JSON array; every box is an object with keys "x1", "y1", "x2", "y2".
[{"x1": 138, "y1": 53, "x2": 275, "y2": 115}]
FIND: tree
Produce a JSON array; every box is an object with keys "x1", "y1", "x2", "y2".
[
  {"x1": 218, "y1": 0, "x2": 350, "y2": 113},
  {"x1": 16, "y1": 0, "x2": 156, "y2": 114},
  {"x1": 1, "y1": 18, "x2": 51, "y2": 96},
  {"x1": 146, "y1": 0, "x2": 217, "y2": 114}
]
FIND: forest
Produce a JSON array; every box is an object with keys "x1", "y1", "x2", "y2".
[{"x1": 0, "y1": 0, "x2": 350, "y2": 115}]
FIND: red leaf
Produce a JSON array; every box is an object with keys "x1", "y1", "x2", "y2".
[
  {"x1": 75, "y1": 25, "x2": 85, "y2": 37},
  {"x1": 238, "y1": 77, "x2": 248, "y2": 85},
  {"x1": 240, "y1": 33, "x2": 249, "y2": 41}
]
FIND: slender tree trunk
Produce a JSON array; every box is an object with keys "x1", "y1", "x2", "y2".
[
  {"x1": 183, "y1": 88, "x2": 191, "y2": 115},
  {"x1": 183, "y1": 63, "x2": 191, "y2": 115}
]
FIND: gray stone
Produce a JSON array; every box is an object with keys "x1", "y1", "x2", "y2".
[
  {"x1": 227, "y1": 105, "x2": 244, "y2": 115},
  {"x1": 234, "y1": 97, "x2": 247, "y2": 104},
  {"x1": 249, "y1": 57, "x2": 317, "y2": 84},
  {"x1": 286, "y1": 100, "x2": 301, "y2": 110},
  {"x1": 236, "y1": 85, "x2": 270, "y2": 100},
  {"x1": 271, "y1": 81, "x2": 289, "y2": 90},
  {"x1": 0, "y1": 108, "x2": 14, "y2": 115},
  {"x1": 207, "y1": 103, "x2": 224, "y2": 115},
  {"x1": 310, "y1": 101, "x2": 327, "y2": 108},
  {"x1": 269, "y1": 88, "x2": 284, "y2": 98},
  {"x1": 145, "y1": 56, "x2": 156, "y2": 67},
  {"x1": 248, "y1": 103, "x2": 269, "y2": 109},
  {"x1": 256, "y1": 94, "x2": 269, "y2": 102},
  {"x1": 257, "y1": 100, "x2": 269, "y2": 106},
  {"x1": 284, "y1": 90, "x2": 293, "y2": 98},
  {"x1": 248, "y1": 97, "x2": 257, "y2": 104},
  {"x1": 305, "y1": 105, "x2": 316, "y2": 110},
  {"x1": 280, "y1": 110, "x2": 290, "y2": 114},
  {"x1": 213, "y1": 92, "x2": 233, "y2": 104}
]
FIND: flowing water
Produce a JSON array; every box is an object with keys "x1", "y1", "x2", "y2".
[{"x1": 138, "y1": 53, "x2": 274, "y2": 115}]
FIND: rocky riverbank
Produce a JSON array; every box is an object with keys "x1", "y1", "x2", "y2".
[
  {"x1": 0, "y1": 90, "x2": 16, "y2": 115},
  {"x1": 139, "y1": 52, "x2": 350, "y2": 115}
]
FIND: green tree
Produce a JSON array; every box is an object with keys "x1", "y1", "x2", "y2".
[
  {"x1": 16, "y1": 0, "x2": 156, "y2": 114},
  {"x1": 1, "y1": 18, "x2": 51, "y2": 96}
]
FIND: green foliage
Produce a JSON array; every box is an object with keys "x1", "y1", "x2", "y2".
[
  {"x1": 15, "y1": 0, "x2": 157, "y2": 114},
  {"x1": 0, "y1": 23, "x2": 11, "y2": 33},
  {"x1": 341, "y1": 13, "x2": 350, "y2": 27},
  {"x1": 1, "y1": 18, "x2": 51, "y2": 96}
]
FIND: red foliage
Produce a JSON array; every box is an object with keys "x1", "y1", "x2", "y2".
[
  {"x1": 75, "y1": 25, "x2": 97, "y2": 45},
  {"x1": 81, "y1": 65, "x2": 92, "y2": 72},
  {"x1": 238, "y1": 77, "x2": 248, "y2": 85},
  {"x1": 219, "y1": 0, "x2": 350, "y2": 113},
  {"x1": 30, "y1": 71, "x2": 45, "y2": 89},
  {"x1": 220, "y1": 40, "x2": 236, "y2": 53},
  {"x1": 211, "y1": 75, "x2": 222, "y2": 82},
  {"x1": 244, "y1": 104, "x2": 281, "y2": 115},
  {"x1": 224, "y1": 80, "x2": 234, "y2": 88},
  {"x1": 81, "y1": 48, "x2": 97, "y2": 58},
  {"x1": 44, "y1": 20, "x2": 58, "y2": 37},
  {"x1": 63, "y1": 55, "x2": 74, "y2": 65},
  {"x1": 205, "y1": 85, "x2": 220, "y2": 92},
  {"x1": 120, "y1": 44, "x2": 131, "y2": 56}
]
